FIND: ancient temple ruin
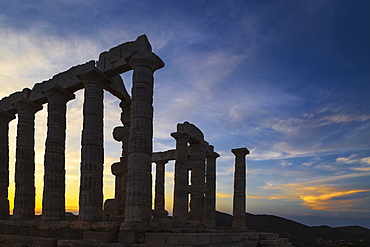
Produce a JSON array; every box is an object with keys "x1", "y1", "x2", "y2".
[{"x1": 0, "y1": 35, "x2": 291, "y2": 246}]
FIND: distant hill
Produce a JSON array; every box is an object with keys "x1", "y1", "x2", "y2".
[{"x1": 215, "y1": 211, "x2": 370, "y2": 246}]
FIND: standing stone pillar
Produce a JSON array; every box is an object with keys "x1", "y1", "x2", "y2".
[
  {"x1": 42, "y1": 86, "x2": 75, "y2": 221},
  {"x1": 0, "y1": 111, "x2": 15, "y2": 220},
  {"x1": 79, "y1": 72, "x2": 107, "y2": 221},
  {"x1": 13, "y1": 98, "x2": 43, "y2": 220},
  {"x1": 171, "y1": 133, "x2": 190, "y2": 227},
  {"x1": 204, "y1": 146, "x2": 219, "y2": 228},
  {"x1": 188, "y1": 142, "x2": 206, "y2": 226},
  {"x1": 118, "y1": 100, "x2": 130, "y2": 217},
  {"x1": 153, "y1": 159, "x2": 169, "y2": 218},
  {"x1": 123, "y1": 52, "x2": 164, "y2": 226},
  {"x1": 231, "y1": 147, "x2": 250, "y2": 229}
]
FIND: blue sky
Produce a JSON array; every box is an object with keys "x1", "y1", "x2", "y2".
[{"x1": 1, "y1": 0, "x2": 370, "y2": 228}]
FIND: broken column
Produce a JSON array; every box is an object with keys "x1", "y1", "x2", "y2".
[
  {"x1": 0, "y1": 111, "x2": 15, "y2": 220},
  {"x1": 232, "y1": 147, "x2": 250, "y2": 229},
  {"x1": 123, "y1": 52, "x2": 164, "y2": 226},
  {"x1": 152, "y1": 159, "x2": 169, "y2": 218},
  {"x1": 204, "y1": 146, "x2": 219, "y2": 228},
  {"x1": 171, "y1": 133, "x2": 190, "y2": 227},
  {"x1": 12, "y1": 98, "x2": 43, "y2": 220},
  {"x1": 116, "y1": 100, "x2": 131, "y2": 217},
  {"x1": 79, "y1": 72, "x2": 108, "y2": 221},
  {"x1": 42, "y1": 86, "x2": 75, "y2": 221},
  {"x1": 188, "y1": 142, "x2": 206, "y2": 227}
]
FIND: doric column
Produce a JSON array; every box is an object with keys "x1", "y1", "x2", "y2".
[
  {"x1": 123, "y1": 52, "x2": 164, "y2": 226},
  {"x1": 231, "y1": 147, "x2": 250, "y2": 229},
  {"x1": 12, "y1": 98, "x2": 43, "y2": 220},
  {"x1": 171, "y1": 133, "x2": 190, "y2": 227},
  {"x1": 79, "y1": 72, "x2": 107, "y2": 221},
  {"x1": 0, "y1": 110, "x2": 15, "y2": 220},
  {"x1": 204, "y1": 146, "x2": 219, "y2": 228},
  {"x1": 153, "y1": 159, "x2": 169, "y2": 218},
  {"x1": 188, "y1": 142, "x2": 206, "y2": 227},
  {"x1": 42, "y1": 86, "x2": 75, "y2": 221}
]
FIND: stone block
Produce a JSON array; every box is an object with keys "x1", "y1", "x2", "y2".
[
  {"x1": 57, "y1": 239, "x2": 99, "y2": 247},
  {"x1": 91, "y1": 222, "x2": 118, "y2": 232},
  {"x1": 118, "y1": 231, "x2": 136, "y2": 244},
  {"x1": 259, "y1": 233, "x2": 279, "y2": 240},
  {"x1": 83, "y1": 231, "x2": 117, "y2": 242},
  {"x1": 258, "y1": 239, "x2": 280, "y2": 247},
  {"x1": 29, "y1": 79, "x2": 54, "y2": 104},
  {"x1": 70, "y1": 221, "x2": 92, "y2": 230},
  {"x1": 55, "y1": 61, "x2": 95, "y2": 93}
]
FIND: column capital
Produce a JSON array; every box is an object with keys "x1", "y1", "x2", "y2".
[
  {"x1": 0, "y1": 110, "x2": 16, "y2": 122},
  {"x1": 42, "y1": 85, "x2": 75, "y2": 102},
  {"x1": 128, "y1": 51, "x2": 165, "y2": 71},
  {"x1": 79, "y1": 70, "x2": 112, "y2": 88},
  {"x1": 171, "y1": 132, "x2": 190, "y2": 141},
  {"x1": 231, "y1": 147, "x2": 250, "y2": 156},
  {"x1": 12, "y1": 98, "x2": 42, "y2": 114},
  {"x1": 207, "y1": 151, "x2": 220, "y2": 159},
  {"x1": 154, "y1": 159, "x2": 169, "y2": 165}
]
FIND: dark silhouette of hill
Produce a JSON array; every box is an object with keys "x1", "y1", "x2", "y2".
[{"x1": 215, "y1": 211, "x2": 370, "y2": 246}]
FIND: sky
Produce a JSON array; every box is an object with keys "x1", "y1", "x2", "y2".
[{"x1": 1, "y1": 0, "x2": 370, "y2": 228}]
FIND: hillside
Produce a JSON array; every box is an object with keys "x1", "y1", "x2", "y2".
[{"x1": 215, "y1": 211, "x2": 370, "y2": 246}]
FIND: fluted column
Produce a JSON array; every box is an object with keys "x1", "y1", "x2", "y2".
[
  {"x1": 0, "y1": 111, "x2": 15, "y2": 220},
  {"x1": 13, "y1": 98, "x2": 42, "y2": 220},
  {"x1": 188, "y1": 142, "x2": 206, "y2": 227},
  {"x1": 42, "y1": 86, "x2": 75, "y2": 221},
  {"x1": 123, "y1": 52, "x2": 164, "y2": 226},
  {"x1": 153, "y1": 159, "x2": 169, "y2": 218},
  {"x1": 79, "y1": 72, "x2": 106, "y2": 221},
  {"x1": 171, "y1": 133, "x2": 190, "y2": 227},
  {"x1": 232, "y1": 147, "x2": 250, "y2": 229},
  {"x1": 204, "y1": 146, "x2": 219, "y2": 228}
]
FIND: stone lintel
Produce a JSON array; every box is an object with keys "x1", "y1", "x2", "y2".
[
  {"x1": 0, "y1": 110, "x2": 16, "y2": 122},
  {"x1": 152, "y1": 149, "x2": 176, "y2": 162},
  {"x1": 0, "y1": 89, "x2": 32, "y2": 114},
  {"x1": 97, "y1": 34, "x2": 152, "y2": 77},
  {"x1": 29, "y1": 79, "x2": 55, "y2": 105},
  {"x1": 54, "y1": 61, "x2": 96, "y2": 93},
  {"x1": 231, "y1": 147, "x2": 250, "y2": 156},
  {"x1": 106, "y1": 75, "x2": 131, "y2": 102}
]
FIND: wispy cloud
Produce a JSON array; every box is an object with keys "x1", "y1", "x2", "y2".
[{"x1": 262, "y1": 172, "x2": 370, "y2": 212}]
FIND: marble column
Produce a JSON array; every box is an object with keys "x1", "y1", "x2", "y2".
[
  {"x1": 0, "y1": 111, "x2": 15, "y2": 220},
  {"x1": 13, "y1": 98, "x2": 43, "y2": 220},
  {"x1": 123, "y1": 52, "x2": 164, "y2": 226},
  {"x1": 204, "y1": 146, "x2": 219, "y2": 228},
  {"x1": 42, "y1": 86, "x2": 75, "y2": 221},
  {"x1": 171, "y1": 133, "x2": 190, "y2": 227},
  {"x1": 153, "y1": 159, "x2": 169, "y2": 218},
  {"x1": 79, "y1": 72, "x2": 106, "y2": 221},
  {"x1": 188, "y1": 142, "x2": 206, "y2": 226},
  {"x1": 231, "y1": 147, "x2": 250, "y2": 228}
]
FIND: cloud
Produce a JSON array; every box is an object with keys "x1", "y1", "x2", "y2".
[
  {"x1": 0, "y1": 25, "x2": 103, "y2": 96},
  {"x1": 280, "y1": 160, "x2": 293, "y2": 167},
  {"x1": 260, "y1": 172, "x2": 370, "y2": 212},
  {"x1": 300, "y1": 189, "x2": 370, "y2": 211}
]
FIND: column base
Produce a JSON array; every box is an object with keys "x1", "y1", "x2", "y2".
[{"x1": 152, "y1": 209, "x2": 168, "y2": 219}]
